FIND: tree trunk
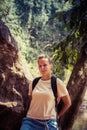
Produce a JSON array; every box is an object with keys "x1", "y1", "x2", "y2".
[{"x1": 59, "y1": 50, "x2": 87, "y2": 130}]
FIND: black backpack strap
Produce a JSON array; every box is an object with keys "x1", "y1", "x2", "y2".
[
  {"x1": 51, "y1": 76, "x2": 58, "y2": 115},
  {"x1": 51, "y1": 76, "x2": 64, "y2": 114},
  {"x1": 51, "y1": 76, "x2": 57, "y2": 99},
  {"x1": 28, "y1": 77, "x2": 41, "y2": 110},
  {"x1": 32, "y1": 76, "x2": 57, "y2": 96},
  {"x1": 32, "y1": 77, "x2": 41, "y2": 90}
]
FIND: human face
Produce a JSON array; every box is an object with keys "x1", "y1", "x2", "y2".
[{"x1": 38, "y1": 58, "x2": 53, "y2": 78}]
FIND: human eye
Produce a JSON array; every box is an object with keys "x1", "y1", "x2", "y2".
[
  {"x1": 39, "y1": 64, "x2": 47, "y2": 68},
  {"x1": 43, "y1": 64, "x2": 47, "y2": 67},
  {"x1": 39, "y1": 65, "x2": 42, "y2": 68}
]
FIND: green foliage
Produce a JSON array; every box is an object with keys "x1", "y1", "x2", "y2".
[
  {"x1": 1, "y1": 0, "x2": 87, "y2": 80},
  {"x1": 0, "y1": 1, "x2": 87, "y2": 130},
  {"x1": 0, "y1": 0, "x2": 9, "y2": 17},
  {"x1": 51, "y1": 0, "x2": 87, "y2": 78},
  {"x1": 52, "y1": 29, "x2": 80, "y2": 75}
]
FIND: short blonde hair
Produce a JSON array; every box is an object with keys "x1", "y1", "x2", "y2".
[{"x1": 38, "y1": 54, "x2": 53, "y2": 64}]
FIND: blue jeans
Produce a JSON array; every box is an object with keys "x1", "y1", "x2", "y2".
[{"x1": 20, "y1": 117, "x2": 58, "y2": 130}]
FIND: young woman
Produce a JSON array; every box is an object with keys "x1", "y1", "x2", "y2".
[{"x1": 20, "y1": 54, "x2": 71, "y2": 130}]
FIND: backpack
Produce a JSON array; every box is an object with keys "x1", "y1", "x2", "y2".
[{"x1": 32, "y1": 76, "x2": 64, "y2": 114}]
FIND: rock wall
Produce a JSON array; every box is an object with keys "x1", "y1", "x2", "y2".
[{"x1": 0, "y1": 20, "x2": 32, "y2": 130}]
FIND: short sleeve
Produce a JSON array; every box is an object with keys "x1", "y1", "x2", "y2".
[{"x1": 57, "y1": 78, "x2": 68, "y2": 100}]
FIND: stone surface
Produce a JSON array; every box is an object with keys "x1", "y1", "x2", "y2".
[{"x1": 0, "y1": 20, "x2": 32, "y2": 130}]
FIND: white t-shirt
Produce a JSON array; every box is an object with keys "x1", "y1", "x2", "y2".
[{"x1": 27, "y1": 78, "x2": 68, "y2": 120}]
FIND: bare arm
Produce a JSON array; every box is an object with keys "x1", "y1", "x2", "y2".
[{"x1": 58, "y1": 94, "x2": 71, "y2": 118}]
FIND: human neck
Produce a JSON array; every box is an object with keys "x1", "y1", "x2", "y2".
[{"x1": 41, "y1": 74, "x2": 51, "y2": 80}]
